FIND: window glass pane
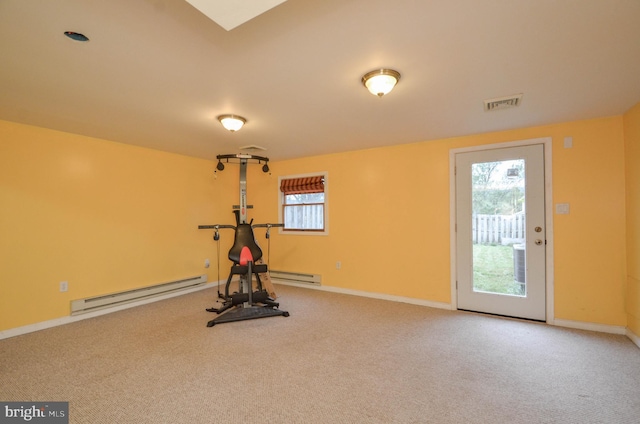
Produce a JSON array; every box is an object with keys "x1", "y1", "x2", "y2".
[
  {"x1": 284, "y1": 204, "x2": 324, "y2": 230},
  {"x1": 285, "y1": 193, "x2": 325, "y2": 205},
  {"x1": 471, "y1": 159, "x2": 526, "y2": 297}
]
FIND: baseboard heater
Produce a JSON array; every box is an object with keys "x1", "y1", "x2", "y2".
[
  {"x1": 269, "y1": 270, "x2": 321, "y2": 286},
  {"x1": 70, "y1": 274, "x2": 207, "y2": 315}
]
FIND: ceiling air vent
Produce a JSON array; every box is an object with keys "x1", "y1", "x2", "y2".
[
  {"x1": 239, "y1": 144, "x2": 267, "y2": 151},
  {"x1": 484, "y1": 94, "x2": 523, "y2": 111}
]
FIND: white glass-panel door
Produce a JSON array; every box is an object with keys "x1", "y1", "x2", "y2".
[{"x1": 456, "y1": 144, "x2": 546, "y2": 321}]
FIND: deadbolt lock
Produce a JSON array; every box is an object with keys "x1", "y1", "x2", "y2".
[
  {"x1": 535, "y1": 226, "x2": 542, "y2": 233},
  {"x1": 535, "y1": 239, "x2": 543, "y2": 245}
]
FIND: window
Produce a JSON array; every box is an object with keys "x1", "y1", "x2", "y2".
[{"x1": 279, "y1": 173, "x2": 327, "y2": 233}]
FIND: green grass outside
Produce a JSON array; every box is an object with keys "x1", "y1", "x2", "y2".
[{"x1": 472, "y1": 244, "x2": 525, "y2": 296}]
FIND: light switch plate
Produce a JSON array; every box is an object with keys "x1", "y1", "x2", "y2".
[{"x1": 564, "y1": 137, "x2": 573, "y2": 148}]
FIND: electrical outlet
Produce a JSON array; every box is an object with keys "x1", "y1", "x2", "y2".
[
  {"x1": 205, "y1": 259, "x2": 210, "y2": 268},
  {"x1": 336, "y1": 261, "x2": 341, "y2": 270},
  {"x1": 59, "y1": 281, "x2": 68, "y2": 292}
]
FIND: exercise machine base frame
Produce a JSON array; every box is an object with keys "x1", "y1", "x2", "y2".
[
  {"x1": 206, "y1": 305, "x2": 289, "y2": 327},
  {"x1": 205, "y1": 260, "x2": 289, "y2": 327}
]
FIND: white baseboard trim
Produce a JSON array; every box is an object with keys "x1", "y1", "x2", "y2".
[
  {"x1": 276, "y1": 282, "x2": 640, "y2": 346},
  {"x1": 5, "y1": 280, "x2": 638, "y2": 350},
  {"x1": 272, "y1": 280, "x2": 452, "y2": 311},
  {"x1": 552, "y1": 318, "x2": 627, "y2": 335},
  {"x1": 0, "y1": 281, "x2": 220, "y2": 340},
  {"x1": 627, "y1": 328, "x2": 640, "y2": 349}
]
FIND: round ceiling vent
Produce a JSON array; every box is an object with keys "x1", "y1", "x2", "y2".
[{"x1": 64, "y1": 31, "x2": 89, "y2": 42}]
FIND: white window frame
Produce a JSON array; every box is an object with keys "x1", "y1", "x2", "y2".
[{"x1": 278, "y1": 171, "x2": 328, "y2": 236}]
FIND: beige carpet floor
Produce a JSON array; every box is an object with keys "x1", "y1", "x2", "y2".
[{"x1": 1, "y1": 284, "x2": 639, "y2": 423}]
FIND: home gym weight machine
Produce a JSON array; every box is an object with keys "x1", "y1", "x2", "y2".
[{"x1": 198, "y1": 153, "x2": 289, "y2": 327}]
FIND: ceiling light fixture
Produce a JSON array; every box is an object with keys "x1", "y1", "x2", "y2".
[
  {"x1": 217, "y1": 114, "x2": 246, "y2": 132},
  {"x1": 362, "y1": 68, "x2": 401, "y2": 97}
]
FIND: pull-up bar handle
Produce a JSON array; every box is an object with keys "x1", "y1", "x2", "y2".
[
  {"x1": 253, "y1": 223, "x2": 285, "y2": 239},
  {"x1": 216, "y1": 153, "x2": 269, "y2": 163},
  {"x1": 198, "y1": 224, "x2": 236, "y2": 230},
  {"x1": 252, "y1": 223, "x2": 284, "y2": 228}
]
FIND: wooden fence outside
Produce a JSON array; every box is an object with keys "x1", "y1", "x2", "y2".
[
  {"x1": 472, "y1": 212, "x2": 525, "y2": 245},
  {"x1": 283, "y1": 204, "x2": 324, "y2": 230}
]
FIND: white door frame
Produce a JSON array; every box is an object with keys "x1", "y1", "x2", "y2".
[{"x1": 449, "y1": 137, "x2": 554, "y2": 323}]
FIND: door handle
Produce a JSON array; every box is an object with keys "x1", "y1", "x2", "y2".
[{"x1": 535, "y1": 239, "x2": 543, "y2": 246}]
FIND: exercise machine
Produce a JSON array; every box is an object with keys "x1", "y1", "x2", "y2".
[{"x1": 198, "y1": 154, "x2": 289, "y2": 327}]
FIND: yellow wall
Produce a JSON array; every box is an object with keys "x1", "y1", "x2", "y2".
[
  {"x1": 257, "y1": 116, "x2": 627, "y2": 327},
  {"x1": 0, "y1": 113, "x2": 631, "y2": 331},
  {"x1": 0, "y1": 120, "x2": 237, "y2": 331},
  {"x1": 624, "y1": 103, "x2": 640, "y2": 335}
]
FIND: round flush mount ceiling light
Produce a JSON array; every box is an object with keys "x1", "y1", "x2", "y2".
[
  {"x1": 64, "y1": 31, "x2": 89, "y2": 42},
  {"x1": 217, "y1": 114, "x2": 246, "y2": 132},
  {"x1": 362, "y1": 68, "x2": 401, "y2": 97}
]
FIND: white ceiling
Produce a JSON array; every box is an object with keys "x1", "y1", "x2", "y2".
[{"x1": 1, "y1": 0, "x2": 640, "y2": 161}]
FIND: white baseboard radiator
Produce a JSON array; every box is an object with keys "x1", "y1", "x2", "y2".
[
  {"x1": 70, "y1": 274, "x2": 207, "y2": 315},
  {"x1": 269, "y1": 270, "x2": 321, "y2": 286}
]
